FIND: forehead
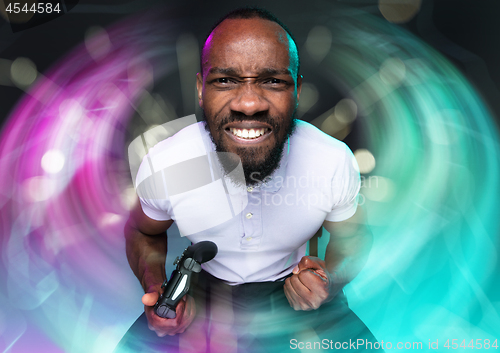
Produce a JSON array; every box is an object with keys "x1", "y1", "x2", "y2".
[{"x1": 202, "y1": 18, "x2": 295, "y2": 75}]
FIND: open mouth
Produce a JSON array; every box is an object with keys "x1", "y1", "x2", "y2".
[
  {"x1": 223, "y1": 122, "x2": 273, "y2": 143},
  {"x1": 228, "y1": 127, "x2": 271, "y2": 140}
]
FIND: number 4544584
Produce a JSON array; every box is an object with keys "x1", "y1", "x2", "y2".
[
  {"x1": 6, "y1": 3, "x2": 61, "y2": 14},
  {"x1": 444, "y1": 339, "x2": 498, "y2": 349}
]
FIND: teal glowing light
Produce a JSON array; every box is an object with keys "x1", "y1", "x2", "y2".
[{"x1": 316, "y1": 9, "x2": 500, "y2": 347}]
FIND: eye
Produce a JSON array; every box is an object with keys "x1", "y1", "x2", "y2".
[
  {"x1": 264, "y1": 78, "x2": 287, "y2": 86},
  {"x1": 210, "y1": 77, "x2": 238, "y2": 88},
  {"x1": 263, "y1": 78, "x2": 288, "y2": 88},
  {"x1": 214, "y1": 77, "x2": 237, "y2": 85}
]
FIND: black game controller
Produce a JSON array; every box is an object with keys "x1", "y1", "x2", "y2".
[{"x1": 154, "y1": 241, "x2": 218, "y2": 319}]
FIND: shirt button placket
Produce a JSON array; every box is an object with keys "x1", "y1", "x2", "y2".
[{"x1": 241, "y1": 187, "x2": 262, "y2": 250}]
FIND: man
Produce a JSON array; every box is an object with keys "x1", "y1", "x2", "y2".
[{"x1": 116, "y1": 6, "x2": 378, "y2": 353}]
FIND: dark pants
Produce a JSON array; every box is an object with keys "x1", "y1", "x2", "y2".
[{"x1": 115, "y1": 271, "x2": 381, "y2": 352}]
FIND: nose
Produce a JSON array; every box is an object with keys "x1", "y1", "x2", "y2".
[{"x1": 228, "y1": 83, "x2": 269, "y2": 116}]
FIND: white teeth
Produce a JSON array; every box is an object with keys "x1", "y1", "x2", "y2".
[{"x1": 230, "y1": 127, "x2": 267, "y2": 139}]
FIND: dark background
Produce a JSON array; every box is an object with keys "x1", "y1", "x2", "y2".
[{"x1": 1, "y1": 0, "x2": 500, "y2": 133}]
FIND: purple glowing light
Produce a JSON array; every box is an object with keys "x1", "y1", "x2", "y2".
[{"x1": 0, "y1": 12, "x2": 174, "y2": 352}]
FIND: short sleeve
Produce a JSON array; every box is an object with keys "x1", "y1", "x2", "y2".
[
  {"x1": 325, "y1": 144, "x2": 361, "y2": 222},
  {"x1": 139, "y1": 196, "x2": 172, "y2": 221}
]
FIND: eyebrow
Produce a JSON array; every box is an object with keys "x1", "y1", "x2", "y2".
[{"x1": 207, "y1": 67, "x2": 292, "y2": 76}]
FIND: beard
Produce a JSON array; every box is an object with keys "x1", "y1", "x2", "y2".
[{"x1": 203, "y1": 110, "x2": 297, "y2": 186}]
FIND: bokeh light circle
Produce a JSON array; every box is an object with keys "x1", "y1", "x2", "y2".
[
  {"x1": 378, "y1": 0, "x2": 422, "y2": 24},
  {"x1": 41, "y1": 149, "x2": 65, "y2": 174},
  {"x1": 354, "y1": 148, "x2": 376, "y2": 174}
]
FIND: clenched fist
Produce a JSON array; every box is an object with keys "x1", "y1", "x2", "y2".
[{"x1": 284, "y1": 256, "x2": 335, "y2": 311}]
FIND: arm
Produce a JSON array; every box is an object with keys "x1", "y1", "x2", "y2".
[
  {"x1": 323, "y1": 206, "x2": 372, "y2": 296},
  {"x1": 125, "y1": 199, "x2": 196, "y2": 336},
  {"x1": 284, "y1": 207, "x2": 372, "y2": 310}
]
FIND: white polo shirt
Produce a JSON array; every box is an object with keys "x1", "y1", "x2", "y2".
[{"x1": 136, "y1": 120, "x2": 360, "y2": 285}]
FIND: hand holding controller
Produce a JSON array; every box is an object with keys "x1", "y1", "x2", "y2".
[{"x1": 154, "y1": 241, "x2": 218, "y2": 319}]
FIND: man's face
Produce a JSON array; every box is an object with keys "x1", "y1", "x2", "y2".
[{"x1": 197, "y1": 17, "x2": 302, "y2": 185}]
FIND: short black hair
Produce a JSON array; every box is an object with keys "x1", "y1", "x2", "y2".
[{"x1": 200, "y1": 6, "x2": 300, "y2": 76}]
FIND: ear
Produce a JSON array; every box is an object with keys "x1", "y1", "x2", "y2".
[
  {"x1": 196, "y1": 72, "x2": 204, "y2": 108},
  {"x1": 296, "y1": 74, "x2": 303, "y2": 103}
]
